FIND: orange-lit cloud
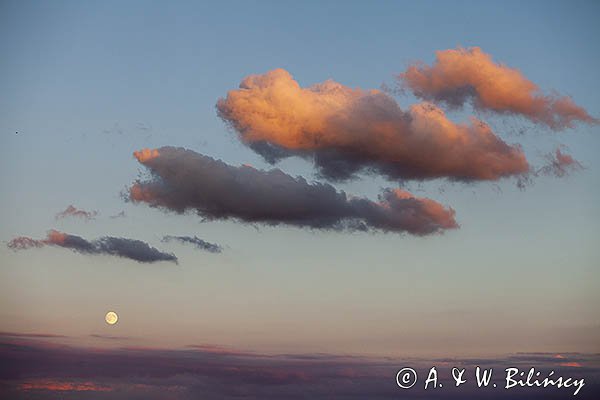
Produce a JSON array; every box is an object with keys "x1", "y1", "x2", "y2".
[
  {"x1": 7, "y1": 229, "x2": 69, "y2": 249},
  {"x1": 217, "y1": 69, "x2": 528, "y2": 182},
  {"x1": 559, "y1": 362, "x2": 583, "y2": 368},
  {"x1": 399, "y1": 47, "x2": 598, "y2": 130},
  {"x1": 7, "y1": 230, "x2": 177, "y2": 263},
  {"x1": 46, "y1": 229, "x2": 68, "y2": 245},
  {"x1": 19, "y1": 379, "x2": 112, "y2": 392},
  {"x1": 134, "y1": 148, "x2": 160, "y2": 163},
  {"x1": 129, "y1": 146, "x2": 458, "y2": 235},
  {"x1": 55, "y1": 205, "x2": 98, "y2": 220}
]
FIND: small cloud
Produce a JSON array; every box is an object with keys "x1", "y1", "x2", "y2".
[
  {"x1": 162, "y1": 235, "x2": 223, "y2": 253},
  {"x1": 538, "y1": 148, "x2": 583, "y2": 178},
  {"x1": 89, "y1": 334, "x2": 132, "y2": 341},
  {"x1": 186, "y1": 344, "x2": 244, "y2": 355},
  {"x1": 109, "y1": 211, "x2": 126, "y2": 219},
  {"x1": 559, "y1": 362, "x2": 583, "y2": 368},
  {"x1": 55, "y1": 205, "x2": 98, "y2": 221}
]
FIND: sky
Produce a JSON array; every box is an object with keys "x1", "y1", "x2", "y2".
[{"x1": 0, "y1": 1, "x2": 599, "y2": 398}]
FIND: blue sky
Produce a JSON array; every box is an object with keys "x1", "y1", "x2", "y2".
[{"x1": 0, "y1": 0, "x2": 599, "y2": 361}]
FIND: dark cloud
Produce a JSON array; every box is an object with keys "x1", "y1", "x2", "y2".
[
  {"x1": 55, "y1": 205, "x2": 98, "y2": 221},
  {"x1": 1, "y1": 338, "x2": 598, "y2": 399},
  {"x1": 7, "y1": 230, "x2": 177, "y2": 264},
  {"x1": 398, "y1": 47, "x2": 598, "y2": 130},
  {"x1": 129, "y1": 147, "x2": 458, "y2": 235},
  {"x1": 216, "y1": 69, "x2": 528, "y2": 182},
  {"x1": 162, "y1": 235, "x2": 223, "y2": 253}
]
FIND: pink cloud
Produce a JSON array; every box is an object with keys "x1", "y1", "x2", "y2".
[{"x1": 399, "y1": 47, "x2": 597, "y2": 130}]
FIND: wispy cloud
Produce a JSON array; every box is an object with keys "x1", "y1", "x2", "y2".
[
  {"x1": 538, "y1": 148, "x2": 583, "y2": 178},
  {"x1": 55, "y1": 205, "x2": 98, "y2": 221},
  {"x1": 7, "y1": 230, "x2": 177, "y2": 264},
  {"x1": 109, "y1": 211, "x2": 127, "y2": 219},
  {"x1": 162, "y1": 235, "x2": 223, "y2": 253},
  {"x1": 129, "y1": 147, "x2": 458, "y2": 235}
]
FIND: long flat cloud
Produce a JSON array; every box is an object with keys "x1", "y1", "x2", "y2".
[
  {"x1": 1, "y1": 338, "x2": 598, "y2": 399},
  {"x1": 128, "y1": 147, "x2": 458, "y2": 235},
  {"x1": 162, "y1": 235, "x2": 223, "y2": 253},
  {"x1": 7, "y1": 230, "x2": 177, "y2": 264},
  {"x1": 216, "y1": 68, "x2": 528, "y2": 182},
  {"x1": 399, "y1": 47, "x2": 598, "y2": 130}
]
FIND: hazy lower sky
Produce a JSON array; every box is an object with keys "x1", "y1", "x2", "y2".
[{"x1": 1, "y1": 0, "x2": 599, "y2": 358}]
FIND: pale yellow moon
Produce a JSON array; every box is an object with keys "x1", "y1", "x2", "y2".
[{"x1": 105, "y1": 311, "x2": 118, "y2": 325}]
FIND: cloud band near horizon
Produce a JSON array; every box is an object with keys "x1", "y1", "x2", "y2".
[{"x1": 1, "y1": 337, "x2": 597, "y2": 400}]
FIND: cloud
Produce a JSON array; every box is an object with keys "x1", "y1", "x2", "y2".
[
  {"x1": 560, "y1": 362, "x2": 583, "y2": 368},
  {"x1": 110, "y1": 211, "x2": 127, "y2": 219},
  {"x1": 398, "y1": 47, "x2": 598, "y2": 130},
  {"x1": 162, "y1": 235, "x2": 223, "y2": 253},
  {"x1": 5, "y1": 236, "x2": 44, "y2": 250},
  {"x1": 538, "y1": 148, "x2": 583, "y2": 178},
  {"x1": 90, "y1": 334, "x2": 132, "y2": 341},
  {"x1": 55, "y1": 205, "x2": 98, "y2": 221},
  {"x1": 129, "y1": 147, "x2": 458, "y2": 235},
  {"x1": 19, "y1": 379, "x2": 113, "y2": 393},
  {"x1": 216, "y1": 68, "x2": 528, "y2": 182},
  {"x1": 0, "y1": 332, "x2": 67, "y2": 339},
  {"x1": 1, "y1": 338, "x2": 598, "y2": 400},
  {"x1": 7, "y1": 230, "x2": 177, "y2": 264}
]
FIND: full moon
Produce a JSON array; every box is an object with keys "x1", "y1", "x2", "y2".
[{"x1": 105, "y1": 311, "x2": 118, "y2": 325}]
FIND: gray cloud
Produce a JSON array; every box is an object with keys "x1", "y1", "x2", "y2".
[
  {"x1": 129, "y1": 147, "x2": 458, "y2": 236},
  {"x1": 7, "y1": 230, "x2": 177, "y2": 264},
  {"x1": 162, "y1": 235, "x2": 223, "y2": 253}
]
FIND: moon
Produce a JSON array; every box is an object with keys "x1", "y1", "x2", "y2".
[{"x1": 105, "y1": 311, "x2": 118, "y2": 325}]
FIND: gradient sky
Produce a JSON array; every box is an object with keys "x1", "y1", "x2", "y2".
[{"x1": 1, "y1": 0, "x2": 599, "y2": 360}]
